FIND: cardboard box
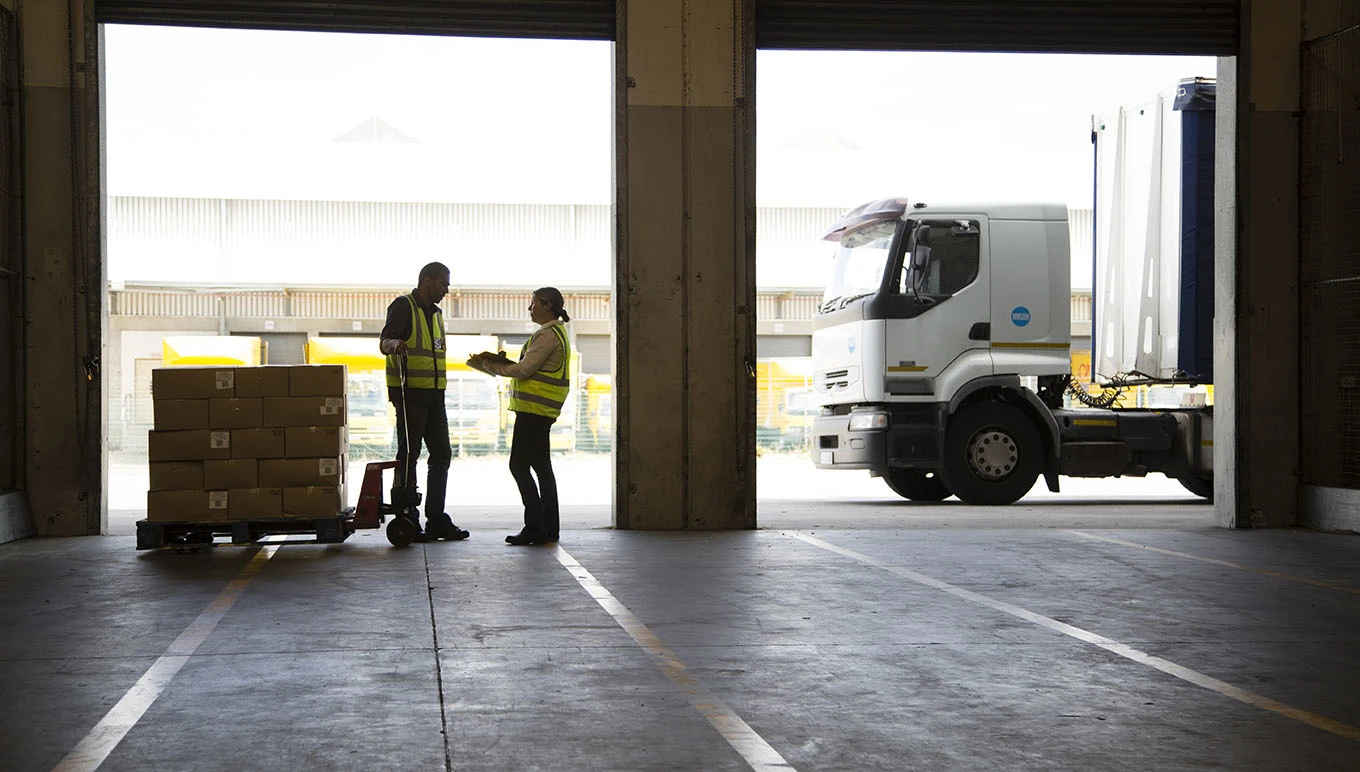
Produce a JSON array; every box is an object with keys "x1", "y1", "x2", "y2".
[
  {"x1": 282, "y1": 486, "x2": 342, "y2": 517},
  {"x1": 204, "y1": 459, "x2": 258, "y2": 490},
  {"x1": 262, "y1": 396, "x2": 346, "y2": 427},
  {"x1": 230, "y1": 428, "x2": 286, "y2": 459},
  {"x1": 148, "y1": 429, "x2": 231, "y2": 461},
  {"x1": 259, "y1": 457, "x2": 343, "y2": 487},
  {"x1": 209, "y1": 398, "x2": 263, "y2": 429},
  {"x1": 152, "y1": 399, "x2": 210, "y2": 431},
  {"x1": 146, "y1": 490, "x2": 229, "y2": 522},
  {"x1": 152, "y1": 367, "x2": 235, "y2": 399},
  {"x1": 286, "y1": 426, "x2": 347, "y2": 458},
  {"x1": 290, "y1": 364, "x2": 347, "y2": 397},
  {"x1": 148, "y1": 461, "x2": 204, "y2": 492},
  {"x1": 228, "y1": 488, "x2": 283, "y2": 518},
  {"x1": 234, "y1": 366, "x2": 292, "y2": 398}
]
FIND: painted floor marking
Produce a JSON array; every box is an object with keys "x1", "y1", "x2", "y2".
[
  {"x1": 52, "y1": 545, "x2": 280, "y2": 772},
  {"x1": 553, "y1": 546, "x2": 796, "y2": 772},
  {"x1": 1067, "y1": 530, "x2": 1360, "y2": 596},
  {"x1": 789, "y1": 532, "x2": 1360, "y2": 743}
]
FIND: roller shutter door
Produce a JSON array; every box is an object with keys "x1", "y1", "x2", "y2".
[
  {"x1": 755, "y1": 0, "x2": 1240, "y2": 56},
  {"x1": 256, "y1": 332, "x2": 308, "y2": 365},
  {"x1": 95, "y1": 1, "x2": 615, "y2": 41},
  {"x1": 575, "y1": 334, "x2": 612, "y2": 375},
  {"x1": 757, "y1": 335, "x2": 811, "y2": 358}
]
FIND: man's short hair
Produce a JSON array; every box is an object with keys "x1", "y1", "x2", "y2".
[{"x1": 419, "y1": 261, "x2": 450, "y2": 283}]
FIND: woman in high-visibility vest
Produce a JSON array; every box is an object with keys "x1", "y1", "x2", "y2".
[{"x1": 468, "y1": 287, "x2": 572, "y2": 546}]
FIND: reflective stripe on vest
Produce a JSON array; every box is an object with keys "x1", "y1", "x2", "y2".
[
  {"x1": 386, "y1": 294, "x2": 447, "y2": 390},
  {"x1": 508, "y1": 323, "x2": 570, "y2": 418}
]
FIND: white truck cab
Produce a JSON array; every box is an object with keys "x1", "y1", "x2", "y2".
[{"x1": 811, "y1": 198, "x2": 1212, "y2": 505}]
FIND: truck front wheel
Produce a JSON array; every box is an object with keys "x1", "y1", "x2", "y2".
[
  {"x1": 941, "y1": 402, "x2": 1043, "y2": 505},
  {"x1": 883, "y1": 469, "x2": 951, "y2": 502}
]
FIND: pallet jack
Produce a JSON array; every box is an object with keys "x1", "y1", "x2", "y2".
[{"x1": 351, "y1": 353, "x2": 468, "y2": 548}]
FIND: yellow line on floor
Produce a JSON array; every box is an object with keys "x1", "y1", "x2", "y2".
[
  {"x1": 554, "y1": 546, "x2": 796, "y2": 772},
  {"x1": 1067, "y1": 531, "x2": 1360, "y2": 596},
  {"x1": 52, "y1": 545, "x2": 280, "y2": 772},
  {"x1": 789, "y1": 532, "x2": 1360, "y2": 743}
]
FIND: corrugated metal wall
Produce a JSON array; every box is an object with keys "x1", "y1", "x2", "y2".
[
  {"x1": 95, "y1": 0, "x2": 615, "y2": 40},
  {"x1": 755, "y1": 0, "x2": 1240, "y2": 55},
  {"x1": 0, "y1": 7, "x2": 16, "y2": 492},
  {"x1": 1300, "y1": 26, "x2": 1360, "y2": 490}
]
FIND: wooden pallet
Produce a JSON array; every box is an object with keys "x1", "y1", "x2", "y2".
[{"x1": 136, "y1": 510, "x2": 356, "y2": 551}]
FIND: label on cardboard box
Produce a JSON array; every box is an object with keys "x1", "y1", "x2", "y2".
[
  {"x1": 290, "y1": 364, "x2": 348, "y2": 397},
  {"x1": 152, "y1": 399, "x2": 210, "y2": 431},
  {"x1": 148, "y1": 429, "x2": 232, "y2": 461},
  {"x1": 209, "y1": 398, "x2": 263, "y2": 429},
  {"x1": 149, "y1": 461, "x2": 204, "y2": 492},
  {"x1": 208, "y1": 491, "x2": 229, "y2": 510},
  {"x1": 259, "y1": 457, "x2": 343, "y2": 487},
  {"x1": 228, "y1": 488, "x2": 283, "y2": 518},
  {"x1": 152, "y1": 367, "x2": 236, "y2": 399},
  {"x1": 230, "y1": 428, "x2": 286, "y2": 459},
  {"x1": 282, "y1": 486, "x2": 342, "y2": 517},
  {"x1": 285, "y1": 426, "x2": 347, "y2": 458},
  {"x1": 234, "y1": 366, "x2": 292, "y2": 398},
  {"x1": 204, "y1": 459, "x2": 259, "y2": 490},
  {"x1": 262, "y1": 397, "x2": 347, "y2": 427}
]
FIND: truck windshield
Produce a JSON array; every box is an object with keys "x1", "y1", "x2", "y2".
[{"x1": 820, "y1": 219, "x2": 898, "y2": 312}]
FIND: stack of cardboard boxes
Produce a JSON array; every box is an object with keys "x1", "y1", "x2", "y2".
[{"x1": 147, "y1": 364, "x2": 349, "y2": 522}]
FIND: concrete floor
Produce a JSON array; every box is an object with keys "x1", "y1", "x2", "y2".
[{"x1": 4, "y1": 498, "x2": 1360, "y2": 771}]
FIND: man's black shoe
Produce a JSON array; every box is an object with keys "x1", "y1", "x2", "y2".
[
  {"x1": 505, "y1": 531, "x2": 549, "y2": 546},
  {"x1": 425, "y1": 513, "x2": 470, "y2": 541}
]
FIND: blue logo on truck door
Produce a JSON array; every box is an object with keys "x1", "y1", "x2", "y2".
[{"x1": 1011, "y1": 307, "x2": 1031, "y2": 327}]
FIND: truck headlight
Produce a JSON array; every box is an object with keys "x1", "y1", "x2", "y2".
[{"x1": 847, "y1": 411, "x2": 888, "y2": 431}]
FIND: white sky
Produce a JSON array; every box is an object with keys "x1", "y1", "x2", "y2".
[{"x1": 102, "y1": 26, "x2": 1214, "y2": 285}]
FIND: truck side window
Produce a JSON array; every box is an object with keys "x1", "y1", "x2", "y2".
[{"x1": 902, "y1": 219, "x2": 980, "y2": 299}]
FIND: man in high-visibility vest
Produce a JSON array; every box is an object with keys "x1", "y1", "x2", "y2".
[{"x1": 379, "y1": 262, "x2": 469, "y2": 542}]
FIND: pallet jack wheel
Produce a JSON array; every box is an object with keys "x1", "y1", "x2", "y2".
[{"x1": 387, "y1": 517, "x2": 419, "y2": 548}]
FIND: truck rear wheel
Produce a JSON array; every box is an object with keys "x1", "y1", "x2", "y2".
[
  {"x1": 1177, "y1": 474, "x2": 1214, "y2": 502},
  {"x1": 883, "y1": 469, "x2": 951, "y2": 501},
  {"x1": 941, "y1": 401, "x2": 1042, "y2": 505}
]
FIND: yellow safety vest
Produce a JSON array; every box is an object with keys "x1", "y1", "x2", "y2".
[
  {"x1": 386, "y1": 294, "x2": 447, "y2": 390},
  {"x1": 509, "y1": 324, "x2": 571, "y2": 419}
]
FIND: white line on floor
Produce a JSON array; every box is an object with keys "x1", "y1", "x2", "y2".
[
  {"x1": 789, "y1": 531, "x2": 1360, "y2": 743},
  {"x1": 553, "y1": 546, "x2": 797, "y2": 772},
  {"x1": 51, "y1": 545, "x2": 280, "y2": 772},
  {"x1": 1067, "y1": 530, "x2": 1360, "y2": 595}
]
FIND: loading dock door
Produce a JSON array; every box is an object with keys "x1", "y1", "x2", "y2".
[
  {"x1": 95, "y1": 0, "x2": 614, "y2": 40},
  {"x1": 754, "y1": 0, "x2": 1240, "y2": 56}
]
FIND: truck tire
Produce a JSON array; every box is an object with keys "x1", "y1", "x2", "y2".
[
  {"x1": 941, "y1": 401, "x2": 1043, "y2": 506},
  {"x1": 1177, "y1": 475, "x2": 1214, "y2": 502},
  {"x1": 883, "y1": 469, "x2": 951, "y2": 502}
]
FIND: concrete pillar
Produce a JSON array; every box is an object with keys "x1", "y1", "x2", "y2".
[
  {"x1": 1217, "y1": 0, "x2": 1301, "y2": 527},
  {"x1": 19, "y1": 0, "x2": 103, "y2": 535},
  {"x1": 614, "y1": 0, "x2": 756, "y2": 529}
]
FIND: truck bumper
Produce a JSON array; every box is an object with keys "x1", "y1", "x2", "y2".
[{"x1": 810, "y1": 414, "x2": 886, "y2": 470}]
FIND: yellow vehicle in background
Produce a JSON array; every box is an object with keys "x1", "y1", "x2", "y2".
[
  {"x1": 578, "y1": 374, "x2": 613, "y2": 452},
  {"x1": 755, "y1": 358, "x2": 815, "y2": 452},
  {"x1": 162, "y1": 335, "x2": 262, "y2": 367},
  {"x1": 444, "y1": 335, "x2": 503, "y2": 457},
  {"x1": 305, "y1": 337, "x2": 396, "y2": 457}
]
